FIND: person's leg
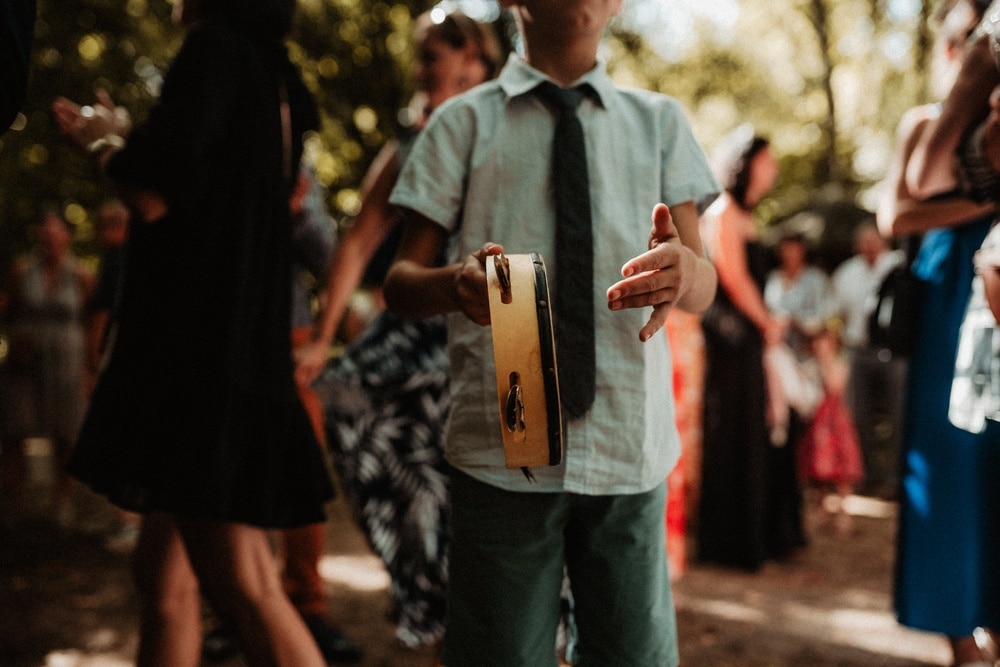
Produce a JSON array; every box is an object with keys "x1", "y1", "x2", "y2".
[
  {"x1": 283, "y1": 334, "x2": 362, "y2": 662},
  {"x1": 51, "y1": 435, "x2": 77, "y2": 526},
  {"x1": 281, "y1": 522, "x2": 362, "y2": 663},
  {"x1": 0, "y1": 434, "x2": 26, "y2": 516},
  {"x1": 881, "y1": 357, "x2": 909, "y2": 494},
  {"x1": 176, "y1": 517, "x2": 325, "y2": 667},
  {"x1": 565, "y1": 482, "x2": 678, "y2": 667},
  {"x1": 286, "y1": 328, "x2": 330, "y2": 617},
  {"x1": 283, "y1": 358, "x2": 330, "y2": 617},
  {"x1": 442, "y1": 468, "x2": 566, "y2": 667},
  {"x1": 282, "y1": 522, "x2": 327, "y2": 617},
  {"x1": 834, "y1": 482, "x2": 855, "y2": 536},
  {"x1": 847, "y1": 351, "x2": 876, "y2": 488},
  {"x1": 132, "y1": 513, "x2": 202, "y2": 666},
  {"x1": 1, "y1": 369, "x2": 34, "y2": 516}
]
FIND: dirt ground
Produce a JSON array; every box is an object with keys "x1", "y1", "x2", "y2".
[{"x1": 0, "y1": 457, "x2": 952, "y2": 667}]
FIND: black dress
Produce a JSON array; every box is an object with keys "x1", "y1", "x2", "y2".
[
  {"x1": 68, "y1": 15, "x2": 334, "y2": 529},
  {"x1": 0, "y1": 0, "x2": 34, "y2": 129},
  {"x1": 697, "y1": 240, "x2": 805, "y2": 570}
]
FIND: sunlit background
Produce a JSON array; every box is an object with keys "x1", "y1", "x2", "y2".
[{"x1": 0, "y1": 0, "x2": 940, "y2": 286}]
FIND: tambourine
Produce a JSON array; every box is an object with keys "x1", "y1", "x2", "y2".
[{"x1": 485, "y1": 253, "x2": 563, "y2": 476}]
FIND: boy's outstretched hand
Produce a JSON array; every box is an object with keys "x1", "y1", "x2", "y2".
[{"x1": 606, "y1": 203, "x2": 703, "y2": 342}]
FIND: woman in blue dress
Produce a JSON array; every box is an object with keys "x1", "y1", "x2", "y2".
[{"x1": 877, "y1": 0, "x2": 1000, "y2": 661}]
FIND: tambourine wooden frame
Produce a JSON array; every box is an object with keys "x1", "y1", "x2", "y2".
[{"x1": 486, "y1": 252, "x2": 563, "y2": 470}]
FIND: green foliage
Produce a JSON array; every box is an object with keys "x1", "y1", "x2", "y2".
[
  {"x1": 0, "y1": 0, "x2": 444, "y2": 274},
  {"x1": 611, "y1": 0, "x2": 941, "y2": 236},
  {"x1": 291, "y1": 0, "x2": 430, "y2": 220},
  {"x1": 0, "y1": 0, "x2": 179, "y2": 273},
  {"x1": 0, "y1": 0, "x2": 948, "y2": 277}
]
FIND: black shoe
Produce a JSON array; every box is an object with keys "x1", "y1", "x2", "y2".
[
  {"x1": 202, "y1": 625, "x2": 240, "y2": 663},
  {"x1": 302, "y1": 614, "x2": 363, "y2": 664}
]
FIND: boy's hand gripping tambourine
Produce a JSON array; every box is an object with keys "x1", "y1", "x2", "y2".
[{"x1": 485, "y1": 253, "x2": 563, "y2": 479}]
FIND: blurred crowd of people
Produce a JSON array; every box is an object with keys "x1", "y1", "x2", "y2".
[
  {"x1": 668, "y1": 1, "x2": 1000, "y2": 665},
  {"x1": 6, "y1": 0, "x2": 1000, "y2": 665},
  {"x1": 672, "y1": 130, "x2": 902, "y2": 580}
]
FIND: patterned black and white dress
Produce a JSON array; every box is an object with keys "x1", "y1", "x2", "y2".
[
  {"x1": 313, "y1": 123, "x2": 451, "y2": 646},
  {"x1": 314, "y1": 309, "x2": 449, "y2": 647}
]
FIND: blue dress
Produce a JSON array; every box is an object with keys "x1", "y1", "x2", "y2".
[{"x1": 895, "y1": 217, "x2": 1000, "y2": 636}]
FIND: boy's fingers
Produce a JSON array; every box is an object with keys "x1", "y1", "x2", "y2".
[
  {"x1": 621, "y1": 207, "x2": 678, "y2": 278},
  {"x1": 474, "y1": 242, "x2": 504, "y2": 262},
  {"x1": 638, "y1": 304, "x2": 670, "y2": 342},
  {"x1": 621, "y1": 244, "x2": 670, "y2": 279},
  {"x1": 611, "y1": 237, "x2": 679, "y2": 303},
  {"x1": 608, "y1": 283, "x2": 677, "y2": 311},
  {"x1": 456, "y1": 243, "x2": 503, "y2": 326}
]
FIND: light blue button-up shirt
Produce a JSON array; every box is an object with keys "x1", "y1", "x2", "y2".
[{"x1": 390, "y1": 55, "x2": 719, "y2": 494}]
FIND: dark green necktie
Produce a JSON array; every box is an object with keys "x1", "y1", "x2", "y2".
[{"x1": 534, "y1": 80, "x2": 595, "y2": 418}]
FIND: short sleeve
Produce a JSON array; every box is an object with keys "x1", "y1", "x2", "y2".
[
  {"x1": 389, "y1": 99, "x2": 478, "y2": 232},
  {"x1": 659, "y1": 98, "x2": 720, "y2": 213}
]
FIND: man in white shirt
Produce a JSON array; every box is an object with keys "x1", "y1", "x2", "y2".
[{"x1": 832, "y1": 224, "x2": 907, "y2": 497}]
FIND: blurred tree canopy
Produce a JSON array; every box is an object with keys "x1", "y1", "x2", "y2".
[{"x1": 0, "y1": 0, "x2": 949, "y2": 276}]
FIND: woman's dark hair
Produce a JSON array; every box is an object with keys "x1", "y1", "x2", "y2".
[
  {"x1": 415, "y1": 9, "x2": 503, "y2": 80},
  {"x1": 200, "y1": 0, "x2": 297, "y2": 38},
  {"x1": 711, "y1": 124, "x2": 770, "y2": 211}
]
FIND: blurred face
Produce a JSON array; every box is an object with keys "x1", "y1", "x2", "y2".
[
  {"x1": 502, "y1": 0, "x2": 623, "y2": 40},
  {"x1": 931, "y1": 0, "x2": 979, "y2": 97},
  {"x1": 855, "y1": 227, "x2": 885, "y2": 266},
  {"x1": 746, "y1": 146, "x2": 779, "y2": 208},
  {"x1": 38, "y1": 214, "x2": 72, "y2": 260},
  {"x1": 777, "y1": 238, "x2": 807, "y2": 273},
  {"x1": 415, "y1": 35, "x2": 487, "y2": 112}
]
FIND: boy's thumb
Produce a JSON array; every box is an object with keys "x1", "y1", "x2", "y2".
[{"x1": 652, "y1": 203, "x2": 677, "y2": 240}]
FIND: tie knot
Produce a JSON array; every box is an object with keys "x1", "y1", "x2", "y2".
[{"x1": 533, "y1": 80, "x2": 586, "y2": 114}]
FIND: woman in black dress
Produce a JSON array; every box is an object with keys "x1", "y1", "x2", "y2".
[
  {"x1": 53, "y1": 0, "x2": 332, "y2": 663},
  {"x1": 697, "y1": 128, "x2": 806, "y2": 570}
]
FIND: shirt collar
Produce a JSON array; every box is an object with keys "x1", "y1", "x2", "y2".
[{"x1": 498, "y1": 54, "x2": 611, "y2": 108}]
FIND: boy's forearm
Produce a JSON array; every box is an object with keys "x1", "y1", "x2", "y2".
[
  {"x1": 675, "y1": 249, "x2": 717, "y2": 315},
  {"x1": 384, "y1": 260, "x2": 461, "y2": 319},
  {"x1": 666, "y1": 201, "x2": 717, "y2": 314}
]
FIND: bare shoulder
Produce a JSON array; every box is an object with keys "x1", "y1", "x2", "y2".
[{"x1": 895, "y1": 103, "x2": 939, "y2": 142}]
